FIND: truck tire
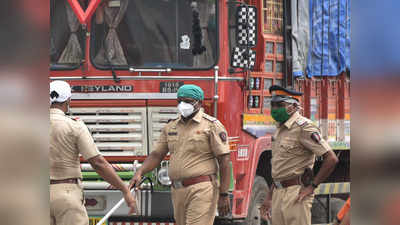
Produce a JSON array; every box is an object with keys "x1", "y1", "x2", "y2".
[
  {"x1": 311, "y1": 197, "x2": 346, "y2": 223},
  {"x1": 242, "y1": 176, "x2": 270, "y2": 225}
]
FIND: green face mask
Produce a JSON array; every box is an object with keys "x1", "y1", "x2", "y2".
[{"x1": 271, "y1": 107, "x2": 290, "y2": 123}]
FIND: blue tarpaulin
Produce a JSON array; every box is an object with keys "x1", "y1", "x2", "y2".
[
  {"x1": 292, "y1": 0, "x2": 310, "y2": 77},
  {"x1": 302, "y1": 0, "x2": 350, "y2": 77}
]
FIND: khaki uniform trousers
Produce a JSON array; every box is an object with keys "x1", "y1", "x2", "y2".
[
  {"x1": 171, "y1": 181, "x2": 218, "y2": 225},
  {"x1": 271, "y1": 185, "x2": 314, "y2": 225},
  {"x1": 50, "y1": 183, "x2": 88, "y2": 225}
]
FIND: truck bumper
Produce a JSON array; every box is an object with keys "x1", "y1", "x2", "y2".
[{"x1": 86, "y1": 190, "x2": 174, "y2": 218}]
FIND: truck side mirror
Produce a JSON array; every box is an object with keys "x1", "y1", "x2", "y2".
[{"x1": 236, "y1": 5, "x2": 258, "y2": 47}]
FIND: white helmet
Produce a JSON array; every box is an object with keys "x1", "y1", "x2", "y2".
[{"x1": 49, "y1": 81, "x2": 71, "y2": 103}]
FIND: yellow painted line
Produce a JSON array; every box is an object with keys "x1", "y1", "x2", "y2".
[
  {"x1": 333, "y1": 183, "x2": 340, "y2": 194},
  {"x1": 324, "y1": 183, "x2": 330, "y2": 194},
  {"x1": 315, "y1": 182, "x2": 350, "y2": 195},
  {"x1": 344, "y1": 183, "x2": 350, "y2": 193}
]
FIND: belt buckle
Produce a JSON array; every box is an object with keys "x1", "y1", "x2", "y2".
[
  {"x1": 173, "y1": 180, "x2": 183, "y2": 189},
  {"x1": 274, "y1": 181, "x2": 283, "y2": 189}
]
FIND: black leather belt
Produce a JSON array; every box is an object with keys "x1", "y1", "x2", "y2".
[
  {"x1": 50, "y1": 178, "x2": 79, "y2": 185},
  {"x1": 273, "y1": 176, "x2": 301, "y2": 188}
]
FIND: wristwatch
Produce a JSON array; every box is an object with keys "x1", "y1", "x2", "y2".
[
  {"x1": 311, "y1": 182, "x2": 318, "y2": 189},
  {"x1": 220, "y1": 192, "x2": 229, "y2": 197}
]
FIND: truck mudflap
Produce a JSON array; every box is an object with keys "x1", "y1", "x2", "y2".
[{"x1": 86, "y1": 190, "x2": 174, "y2": 218}]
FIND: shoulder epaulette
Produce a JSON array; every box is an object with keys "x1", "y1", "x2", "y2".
[
  {"x1": 295, "y1": 116, "x2": 308, "y2": 127},
  {"x1": 167, "y1": 117, "x2": 179, "y2": 123},
  {"x1": 71, "y1": 117, "x2": 80, "y2": 121},
  {"x1": 202, "y1": 113, "x2": 217, "y2": 122}
]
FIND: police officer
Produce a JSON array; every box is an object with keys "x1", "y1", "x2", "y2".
[
  {"x1": 259, "y1": 85, "x2": 339, "y2": 225},
  {"x1": 49, "y1": 81, "x2": 136, "y2": 225},
  {"x1": 129, "y1": 84, "x2": 231, "y2": 225}
]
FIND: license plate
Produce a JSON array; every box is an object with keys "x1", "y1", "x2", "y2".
[{"x1": 160, "y1": 82, "x2": 184, "y2": 93}]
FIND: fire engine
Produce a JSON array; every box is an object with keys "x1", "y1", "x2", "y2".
[{"x1": 50, "y1": 0, "x2": 350, "y2": 224}]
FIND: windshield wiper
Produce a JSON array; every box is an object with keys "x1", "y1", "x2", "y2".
[{"x1": 110, "y1": 66, "x2": 120, "y2": 83}]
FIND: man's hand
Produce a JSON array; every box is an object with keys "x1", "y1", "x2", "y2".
[
  {"x1": 217, "y1": 195, "x2": 231, "y2": 216},
  {"x1": 259, "y1": 198, "x2": 272, "y2": 220},
  {"x1": 122, "y1": 189, "x2": 137, "y2": 215},
  {"x1": 296, "y1": 185, "x2": 314, "y2": 202},
  {"x1": 128, "y1": 171, "x2": 142, "y2": 190}
]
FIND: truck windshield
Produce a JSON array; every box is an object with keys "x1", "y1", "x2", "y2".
[
  {"x1": 50, "y1": 0, "x2": 85, "y2": 69},
  {"x1": 91, "y1": 0, "x2": 218, "y2": 70}
]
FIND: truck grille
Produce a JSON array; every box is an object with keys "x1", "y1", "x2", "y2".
[
  {"x1": 70, "y1": 107, "x2": 147, "y2": 156},
  {"x1": 147, "y1": 107, "x2": 178, "y2": 153}
]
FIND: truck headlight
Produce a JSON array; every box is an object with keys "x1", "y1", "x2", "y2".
[{"x1": 157, "y1": 162, "x2": 171, "y2": 186}]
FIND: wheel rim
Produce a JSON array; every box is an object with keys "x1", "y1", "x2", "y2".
[
  {"x1": 248, "y1": 196, "x2": 270, "y2": 225},
  {"x1": 248, "y1": 201, "x2": 262, "y2": 225},
  {"x1": 248, "y1": 177, "x2": 270, "y2": 225}
]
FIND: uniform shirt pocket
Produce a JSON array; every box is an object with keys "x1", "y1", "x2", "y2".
[
  {"x1": 279, "y1": 139, "x2": 305, "y2": 156},
  {"x1": 167, "y1": 135, "x2": 179, "y2": 153},
  {"x1": 188, "y1": 133, "x2": 209, "y2": 151},
  {"x1": 188, "y1": 134, "x2": 206, "y2": 143}
]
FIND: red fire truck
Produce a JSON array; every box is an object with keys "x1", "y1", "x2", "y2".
[{"x1": 50, "y1": 0, "x2": 350, "y2": 224}]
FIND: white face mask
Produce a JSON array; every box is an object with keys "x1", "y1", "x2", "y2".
[{"x1": 177, "y1": 101, "x2": 195, "y2": 117}]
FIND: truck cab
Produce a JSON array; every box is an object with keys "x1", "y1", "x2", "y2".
[{"x1": 50, "y1": 0, "x2": 350, "y2": 224}]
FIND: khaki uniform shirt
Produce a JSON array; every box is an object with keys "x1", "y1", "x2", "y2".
[
  {"x1": 50, "y1": 108, "x2": 100, "y2": 180},
  {"x1": 271, "y1": 112, "x2": 331, "y2": 181},
  {"x1": 153, "y1": 109, "x2": 230, "y2": 181}
]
